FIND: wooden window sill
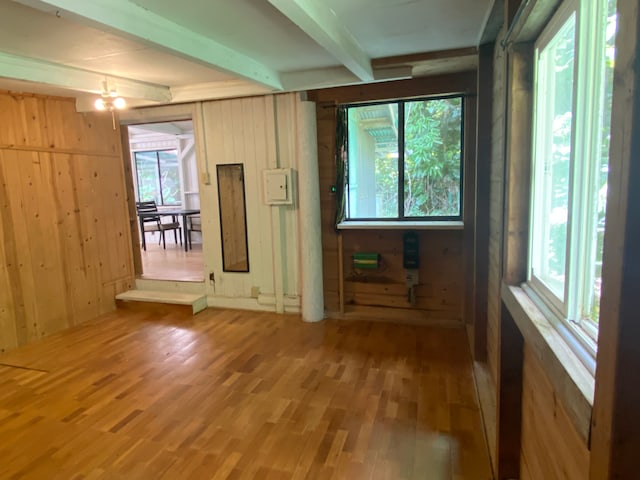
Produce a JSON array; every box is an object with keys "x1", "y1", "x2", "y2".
[
  {"x1": 501, "y1": 283, "x2": 594, "y2": 445},
  {"x1": 336, "y1": 220, "x2": 464, "y2": 230}
]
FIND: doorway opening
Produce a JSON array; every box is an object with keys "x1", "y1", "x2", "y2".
[{"x1": 126, "y1": 121, "x2": 204, "y2": 282}]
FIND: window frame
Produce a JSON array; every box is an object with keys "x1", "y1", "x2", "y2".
[
  {"x1": 134, "y1": 149, "x2": 182, "y2": 207},
  {"x1": 527, "y1": 0, "x2": 616, "y2": 372},
  {"x1": 342, "y1": 94, "x2": 465, "y2": 223}
]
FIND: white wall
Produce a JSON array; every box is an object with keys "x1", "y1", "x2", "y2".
[
  {"x1": 121, "y1": 93, "x2": 308, "y2": 313},
  {"x1": 198, "y1": 94, "x2": 301, "y2": 313}
]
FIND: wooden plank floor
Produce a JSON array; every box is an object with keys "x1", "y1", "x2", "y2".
[
  {"x1": 140, "y1": 240, "x2": 203, "y2": 282},
  {"x1": 0, "y1": 308, "x2": 493, "y2": 479}
]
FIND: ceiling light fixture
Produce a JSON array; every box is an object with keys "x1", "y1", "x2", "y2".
[{"x1": 94, "y1": 81, "x2": 126, "y2": 129}]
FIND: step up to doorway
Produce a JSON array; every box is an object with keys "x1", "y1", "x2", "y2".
[{"x1": 115, "y1": 290, "x2": 207, "y2": 315}]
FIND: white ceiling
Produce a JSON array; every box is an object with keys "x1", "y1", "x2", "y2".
[{"x1": 0, "y1": 0, "x2": 494, "y2": 110}]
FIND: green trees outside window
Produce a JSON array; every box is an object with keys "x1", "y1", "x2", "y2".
[
  {"x1": 134, "y1": 150, "x2": 181, "y2": 206},
  {"x1": 345, "y1": 96, "x2": 463, "y2": 221}
]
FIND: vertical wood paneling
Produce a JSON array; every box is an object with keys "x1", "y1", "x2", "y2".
[
  {"x1": 311, "y1": 75, "x2": 476, "y2": 324},
  {"x1": 0, "y1": 151, "x2": 20, "y2": 351},
  {"x1": 488, "y1": 29, "x2": 507, "y2": 389},
  {"x1": 200, "y1": 94, "x2": 300, "y2": 307},
  {"x1": 0, "y1": 91, "x2": 134, "y2": 353},
  {"x1": 590, "y1": 0, "x2": 640, "y2": 475},
  {"x1": 473, "y1": 42, "x2": 495, "y2": 361},
  {"x1": 464, "y1": 91, "x2": 478, "y2": 327},
  {"x1": 496, "y1": 301, "x2": 523, "y2": 479},
  {"x1": 479, "y1": 27, "x2": 507, "y2": 474},
  {"x1": 520, "y1": 346, "x2": 589, "y2": 480},
  {"x1": 315, "y1": 103, "x2": 340, "y2": 313},
  {"x1": 275, "y1": 94, "x2": 300, "y2": 300}
]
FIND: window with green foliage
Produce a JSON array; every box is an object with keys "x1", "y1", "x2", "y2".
[
  {"x1": 528, "y1": 0, "x2": 616, "y2": 369},
  {"x1": 344, "y1": 96, "x2": 463, "y2": 221},
  {"x1": 134, "y1": 150, "x2": 181, "y2": 206}
]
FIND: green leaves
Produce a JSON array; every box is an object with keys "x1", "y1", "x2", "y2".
[{"x1": 404, "y1": 97, "x2": 462, "y2": 217}]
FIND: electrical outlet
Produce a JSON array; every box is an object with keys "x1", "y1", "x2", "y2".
[{"x1": 251, "y1": 286, "x2": 260, "y2": 298}]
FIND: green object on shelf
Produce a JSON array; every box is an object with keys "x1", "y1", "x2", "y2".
[{"x1": 353, "y1": 252, "x2": 380, "y2": 269}]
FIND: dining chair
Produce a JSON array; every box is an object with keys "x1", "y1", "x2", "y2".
[
  {"x1": 136, "y1": 200, "x2": 182, "y2": 250},
  {"x1": 187, "y1": 215, "x2": 202, "y2": 250}
]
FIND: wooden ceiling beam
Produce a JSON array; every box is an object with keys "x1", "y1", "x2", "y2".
[
  {"x1": 0, "y1": 51, "x2": 171, "y2": 102},
  {"x1": 14, "y1": 0, "x2": 283, "y2": 90},
  {"x1": 267, "y1": 0, "x2": 374, "y2": 82},
  {"x1": 372, "y1": 47, "x2": 479, "y2": 69}
]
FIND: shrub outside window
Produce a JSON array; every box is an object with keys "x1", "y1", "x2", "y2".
[{"x1": 134, "y1": 150, "x2": 181, "y2": 206}]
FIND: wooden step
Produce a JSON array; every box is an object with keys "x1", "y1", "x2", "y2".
[{"x1": 115, "y1": 290, "x2": 207, "y2": 315}]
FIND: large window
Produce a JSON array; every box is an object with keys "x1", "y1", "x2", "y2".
[
  {"x1": 134, "y1": 150, "x2": 181, "y2": 206},
  {"x1": 344, "y1": 96, "x2": 463, "y2": 221},
  {"x1": 529, "y1": 0, "x2": 616, "y2": 365}
]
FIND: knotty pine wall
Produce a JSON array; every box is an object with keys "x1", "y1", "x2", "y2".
[
  {"x1": 0, "y1": 91, "x2": 134, "y2": 353},
  {"x1": 309, "y1": 74, "x2": 476, "y2": 325}
]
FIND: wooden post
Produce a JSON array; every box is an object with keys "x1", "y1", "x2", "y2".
[
  {"x1": 464, "y1": 77, "x2": 478, "y2": 331},
  {"x1": 502, "y1": 43, "x2": 533, "y2": 285},
  {"x1": 495, "y1": 42, "x2": 533, "y2": 479},
  {"x1": 119, "y1": 127, "x2": 142, "y2": 277},
  {"x1": 589, "y1": 0, "x2": 640, "y2": 477},
  {"x1": 338, "y1": 232, "x2": 344, "y2": 316},
  {"x1": 496, "y1": 300, "x2": 523, "y2": 479},
  {"x1": 474, "y1": 42, "x2": 495, "y2": 361}
]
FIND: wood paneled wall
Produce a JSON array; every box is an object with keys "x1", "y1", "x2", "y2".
[
  {"x1": 0, "y1": 91, "x2": 134, "y2": 353},
  {"x1": 520, "y1": 346, "x2": 589, "y2": 479},
  {"x1": 488, "y1": 28, "x2": 507, "y2": 390},
  {"x1": 309, "y1": 74, "x2": 476, "y2": 324},
  {"x1": 341, "y1": 229, "x2": 464, "y2": 322},
  {"x1": 480, "y1": 7, "x2": 589, "y2": 479}
]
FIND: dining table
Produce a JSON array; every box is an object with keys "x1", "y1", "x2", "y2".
[{"x1": 137, "y1": 208, "x2": 200, "y2": 252}]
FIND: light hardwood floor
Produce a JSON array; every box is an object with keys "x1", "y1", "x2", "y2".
[
  {"x1": 140, "y1": 238, "x2": 203, "y2": 282},
  {"x1": 0, "y1": 307, "x2": 493, "y2": 479}
]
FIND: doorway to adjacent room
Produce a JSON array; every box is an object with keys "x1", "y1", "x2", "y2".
[{"x1": 126, "y1": 120, "x2": 204, "y2": 282}]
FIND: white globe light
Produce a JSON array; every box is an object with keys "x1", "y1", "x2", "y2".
[
  {"x1": 113, "y1": 97, "x2": 126, "y2": 109},
  {"x1": 94, "y1": 98, "x2": 106, "y2": 110}
]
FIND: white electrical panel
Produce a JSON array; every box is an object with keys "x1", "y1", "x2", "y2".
[{"x1": 263, "y1": 168, "x2": 293, "y2": 205}]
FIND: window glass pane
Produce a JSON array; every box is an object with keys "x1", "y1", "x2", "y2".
[
  {"x1": 584, "y1": 0, "x2": 617, "y2": 323},
  {"x1": 347, "y1": 104, "x2": 398, "y2": 218},
  {"x1": 404, "y1": 98, "x2": 462, "y2": 217},
  {"x1": 532, "y1": 14, "x2": 576, "y2": 300},
  {"x1": 158, "y1": 150, "x2": 181, "y2": 205},
  {"x1": 134, "y1": 151, "x2": 161, "y2": 204}
]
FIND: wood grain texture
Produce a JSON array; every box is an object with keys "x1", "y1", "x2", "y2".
[
  {"x1": 307, "y1": 73, "x2": 477, "y2": 105},
  {"x1": 502, "y1": 44, "x2": 533, "y2": 285},
  {"x1": 483, "y1": 28, "x2": 507, "y2": 475},
  {"x1": 496, "y1": 303, "x2": 523, "y2": 480},
  {"x1": 520, "y1": 345, "x2": 589, "y2": 480},
  {"x1": 312, "y1": 75, "x2": 477, "y2": 325},
  {"x1": 590, "y1": 0, "x2": 640, "y2": 476},
  {"x1": 0, "y1": 307, "x2": 493, "y2": 479},
  {"x1": 473, "y1": 42, "x2": 495, "y2": 361},
  {"x1": 487, "y1": 28, "x2": 507, "y2": 391},
  {"x1": 0, "y1": 91, "x2": 134, "y2": 353},
  {"x1": 140, "y1": 242, "x2": 204, "y2": 282},
  {"x1": 199, "y1": 94, "x2": 300, "y2": 303}
]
